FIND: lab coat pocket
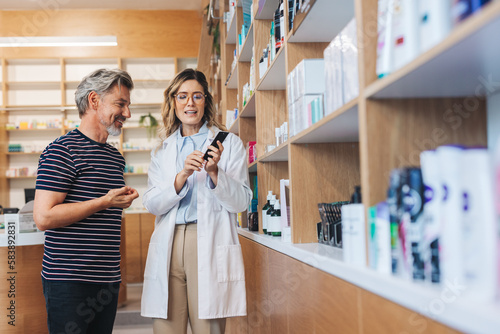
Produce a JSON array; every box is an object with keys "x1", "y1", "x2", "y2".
[
  {"x1": 143, "y1": 243, "x2": 160, "y2": 280},
  {"x1": 216, "y1": 244, "x2": 245, "y2": 283}
]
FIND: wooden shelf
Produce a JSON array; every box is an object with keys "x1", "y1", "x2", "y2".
[
  {"x1": 122, "y1": 149, "x2": 152, "y2": 153},
  {"x1": 365, "y1": 1, "x2": 500, "y2": 98},
  {"x1": 291, "y1": 97, "x2": 359, "y2": 144},
  {"x1": 259, "y1": 142, "x2": 288, "y2": 162},
  {"x1": 255, "y1": 0, "x2": 280, "y2": 19},
  {"x1": 229, "y1": 117, "x2": 239, "y2": 135},
  {"x1": 225, "y1": 10, "x2": 238, "y2": 44},
  {"x1": 7, "y1": 128, "x2": 62, "y2": 132},
  {"x1": 248, "y1": 161, "x2": 257, "y2": 173},
  {"x1": 7, "y1": 151, "x2": 42, "y2": 155},
  {"x1": 288, "y1": 0, "x2": 355, "y2": 43},
  {"x1": 239, "y1": 24, "x2": 254, "y2": 62},
  {"x1": 7, "y1": 175, "x2": 36, "y2": 179},
  {"x1": 256, "y1": 46, "x2": 286, "y2": 91},
  {"x1": 226, "y1": 64, "x2": 238, "y2": 89},
  {"x1": 240, "y1": 92, "x2": 255, "y2": 117},
  {"x1": 124, "y1": 173, "x2": 148, "y2": 176}
]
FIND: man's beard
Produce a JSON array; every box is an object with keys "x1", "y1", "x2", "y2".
[{"x1": 100, "y1": 117, "x2": 123, "y2": 136}]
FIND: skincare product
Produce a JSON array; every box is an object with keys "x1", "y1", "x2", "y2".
[
  {"x1": 461, "y1": 147, "x2": 497, "y2": 301},
  {"x1": 269, "y1": 199, "x2": 282, "y2": 237},
  {"x1": 420, "y1": 150, "x2": 442, "y2": 283},
  {"x1": 266, "y1": 195, "x2": 277, "y2": 235},
  {"x1": 262, "y1": 191, "x2": 273, "y2": 234},
  {"x1": 376, "y1": 0, "x2": 394, "y2": 78},
  {"x1": 390, "y1": 0, "x2": 419, "y2": 72}
]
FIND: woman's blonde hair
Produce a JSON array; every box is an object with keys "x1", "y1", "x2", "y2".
[{"x1": 157, "y1": 68, "x2": 225, "y2": 143}]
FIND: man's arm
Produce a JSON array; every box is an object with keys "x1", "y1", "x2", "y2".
[{"x1": 34, "y1": 186, "x2": 139, "y2": 231}]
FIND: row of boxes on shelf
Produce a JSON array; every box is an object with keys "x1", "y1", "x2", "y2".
[
  {"x1": 288, "y1": 18, "x2": 359, "y2": 137},
  {"x1": 124, "y1": 164, "x2": 149, "y2": 174},
  {"x1": 6, "y1": 119, "x2": 63, "y2": 130},
  {"x1": 321, "y1": 143, "x2": 500, "y2": 302},
  {"x1": 6, "y1": 167, "x2": 36, "y2": 177},
  {"x1": 8, "y1": 142, "x2": 48, "y2": 153},
  {"x1": 248, "y1": 180, "x2": 291, "y2": 242},
  {"x1": 376, "y1": 0, "x2": 492, "y2": 78},
  {"x1": 237, "y1": 0, "x2": 253, "y2": 53}
]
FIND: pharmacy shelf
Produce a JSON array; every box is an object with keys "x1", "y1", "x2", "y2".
[
  {"x1": 256, "y1": 46, "x2": 286, "y2": 91},
  {"x1": 255, "y1": 0, "x2": 279, "y2": 20},
  {"x1": 240, "y1": 92, "x2": 256, "y2": 117},
  {"x1": 248, "y1": 161, "x2": 257, "y2": 173},
  {"x1": 122, "y1": 149, "x2": 152, "y2": 153},
  {"x1": 226, "y1": 65, "x2": 238, "y2": 89},
  {"x1": 124, "y1": 173, "x2": 148, "y2": 176},
  {"x1": 7, "y1": 152, "x2": 42, "y2": 155},
  {"x1": 238, "y1": 228, "x2": 500, "y2": 334},
  {"x1": 291, "y1": 98, "x2": 359, "y2": 144},
  {"x1": 239, "y1": 24, "x2": 254, "y2": 62},
  {"x1": 6, "y1": 128, "x2": 62, "y2": 132},
  {"x1": 259, "y1": 142, "x2": 288, "y2": 162},
  {"x1": 7, "y1": 176, "x2": 36, "y2": 179},
  {"x1": 288, "y1": 0, "x2": 355, "y2": 43},
  {"x1": 6, "y1": 81, "x2": 61, "y2": 88},
  {"x1": 229, "y1": 117, "x2": 239, "y2": 135},
  {"x1": 225, "y1": 10, "x2": 238, "y2": 44},
  {"x1": 365, "y1": 1, "x2": 500, "y2": 98}
]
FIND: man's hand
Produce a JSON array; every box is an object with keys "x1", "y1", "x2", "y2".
[{"x1": 104, "y1": 186, "x2": 139, "y2": 208}]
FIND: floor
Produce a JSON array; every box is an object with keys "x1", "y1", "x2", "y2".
[
  {"x1": 113, "y1": 284, "x2": 193, "y2": 334},
  {"x1": 113, "y1": 284, "x2": 153, "y2": 334}
]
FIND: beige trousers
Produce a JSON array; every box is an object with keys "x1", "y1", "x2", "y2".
[{"x1": 153, "y1": 224, "x2": 226, "y2": 334}]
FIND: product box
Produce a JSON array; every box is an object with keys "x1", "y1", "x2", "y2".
[
  {"x1": 2, "y1": 201, "x2": 39, "y2": 234},
  {"x1": 340, "y1": 18, "x2": 359, "y2": 104},
  {"x1": 324, "y1": 35, "x2": 343, "y2": 115},
  {"x1": 294, "y1": 94, "x2": 322, "y2": 135},
  {"x1": 294, "y1": 59, "x2": 325, "y2": 98}
]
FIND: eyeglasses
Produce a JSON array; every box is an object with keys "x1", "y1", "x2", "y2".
[{"x1": 174, "y1": 92, "x2": 206, "y2": 104}]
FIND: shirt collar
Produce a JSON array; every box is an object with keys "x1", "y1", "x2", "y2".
[{"x1": 177, "y1": 122, "x2": 209, "y2": 140}]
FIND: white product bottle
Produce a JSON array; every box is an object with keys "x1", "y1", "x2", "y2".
[
  {"x1": 390, "y1": 0, "x2": 419, "y2": 72},
  {"x1": 418, "y1": 0, "x2": 451, "y2": 53},
  {"x1": 350, "y1": 203, "x2": 367, "y2": 268},
  {"x1": 461, "y1": 148, "x2": 497, "y2": 302},
  {"x1": 436, "y1": 145, "x2": 464, "y2": 286},
  {"x1": 376, "y1": 0, "x2": 394, "y2": 78},
  {"x1": 269, "y1": 199, "x2": 282, "y2": 237},
  {"x1": 375, "y1": 202, "x2": 392, "y2": 275},
  {"x1": 420, "y1": 150, "x2": 443, "y2": 283},
  {"x1": 266, "y1": 195, "x2": 277, "y2": 235},
  {"x1": 262, "y1": 191, "x2": 273, "y2": 234},
  {"x1": 341, "y1": 204, "x2": 352, "y2": 264}
]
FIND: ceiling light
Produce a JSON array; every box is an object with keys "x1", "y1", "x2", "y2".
[{"x1": 0, "y1": 36, "x2": 117, "y2": 47}]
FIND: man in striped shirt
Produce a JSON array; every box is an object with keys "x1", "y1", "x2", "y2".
[{"x1": 34, "y1": 68, "x2": 139, "y2": 334}]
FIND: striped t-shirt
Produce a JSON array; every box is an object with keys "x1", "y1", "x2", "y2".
[{"x1": 36, "y1": 129, "x2": 126, "y2": 283}]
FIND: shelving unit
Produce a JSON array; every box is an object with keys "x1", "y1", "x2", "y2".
[
  {"x1": 214, "y1": 0, "x2": 498, "y2": 333},
  {"x1": 0, "y1": 57, "x2": 197, "y2": 210}
]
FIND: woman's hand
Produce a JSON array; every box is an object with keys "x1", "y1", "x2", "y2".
[
  {"x1": 205, "y1": 141, "x2": 224, "y2": 185},
  {"x1": 174, "y1": 150, "x2": 204, "y2": 194},
  {"x1": 182, "y1": 150, "x2": 205, "y2": 177}
]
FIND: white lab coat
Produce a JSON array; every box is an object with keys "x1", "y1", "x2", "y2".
[{"x1": 141, "y1": 126, "x2": 251, "y2": 319}]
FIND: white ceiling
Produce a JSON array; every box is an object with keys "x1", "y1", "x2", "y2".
[{"x1": 0, "y1": 0, "x2": 206, "y2": 11}]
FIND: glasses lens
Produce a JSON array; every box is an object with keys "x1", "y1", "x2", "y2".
[{"x1": 193, "y1": 93, "x2": 204, "y2": 103}]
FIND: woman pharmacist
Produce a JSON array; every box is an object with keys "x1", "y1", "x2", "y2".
[{"x1": 141, "y1": 68, "x2": 251, "y2": 334}]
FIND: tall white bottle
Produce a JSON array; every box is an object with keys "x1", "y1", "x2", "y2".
[
  {"x1": 437, "y1": 145, "x2": 464, "y2": 286},
  {"x1": 390, "y1": 0, "x2": 419, "y2": 71},
  {"x1": 418, "y1": 0, "x2": 452, "y2": 53},
  {"x1": 376, "y1": 0, "x2": 394, "y2": 78},
  {"x1": 461, "y1": 148, "x2": 497, "y2": 301}
]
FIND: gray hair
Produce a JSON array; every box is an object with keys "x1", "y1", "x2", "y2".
[{"x1": 75, "y1": 68, "x2": 134, "y2": 117}]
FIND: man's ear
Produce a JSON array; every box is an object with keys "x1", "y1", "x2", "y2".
[{"x1": 88, "y1": 91, "x2": 99, "y2": 110}]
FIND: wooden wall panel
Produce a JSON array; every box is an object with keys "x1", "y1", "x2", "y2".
[
  {"x1": 124, "y1": 213, "x2": 141, "y2": 283},
  {"x1": 360, "y1": 289, "x2": 462, "y2": 334},
  {"x1": 240, "y1": 236, "x2": 271, "y2": 334},
  {"x1": 285, "y1": 42, "x2": 329, "y2": 75},
  {"x1": 0, "y1": 10, "x2": 202, "y2": 59},
  {"x1": 362, "y1": 98, "x2": 487, "y2": 207},
  {"x1": 239, "y1": 117, "x2": 257, "y2": 146},
  {"x1": 255, "y1": 90, "x2": 286, "y2": 157},
  {"x1": 289, "y1": 143, "x2": 360, "y2": 243},
  {"x1": 0, "y1": 245, "x2": 47, "y2": 333}
]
